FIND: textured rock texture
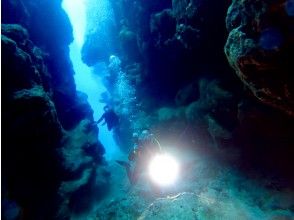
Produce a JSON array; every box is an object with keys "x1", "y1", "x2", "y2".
[
  {"x1": 104, "y1": 0, "x2": 294, "y2": 172},
  {"x1": 2, "y1": 3, "x2": 108, "y2": 219},
  {"x1": 100, "y1": 0, "x2": 237, "y2": 152},
  {"x1": 81, "y1": 0, "x2": 118, "y2": 66},
  {"x1": 138, "y1": 193, "x2": 199, "y2": 220},
  {"x1": 225, "y1": 0, "x2": 294, "y2": 116},
  {"x1": 2, "y1": 24, "x2": 64, "y2": 219},
  {"x1": 105, "y1": 0, "x2": 233, "y2": 103},
  {"x1": 77, "y1": 1, "x2": 293, "y2": 219},
  {"x1": 2, "y1": 0, "x2": 88, "y2": 129},
  {"x1": 139, "y1": 191, "x2": 294, "y2": 220},
  {"x1": 58, "y1": 120, "x2": 109, "y2": 217},
  {"x1": 93, "y1": 149, "x2": 294, "y2": 220}
]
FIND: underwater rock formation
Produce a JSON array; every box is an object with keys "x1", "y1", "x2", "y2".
[
  {"x1": 94, "y1": 148, "x2": 294, "y2": 220},
  {"x1": 2, "y1": 2, "x2": 109, "y2": 219},
  {"x1": 155, "y1": 79, "x2": 238, "y2": 150},
  {"x1": 58, "y1": 120, "x2": 109, "y2": 216},
  {"x1": 118, "y1": 25, "x2": 140, "y2": 62},
  {"x1": 97, "y1": 1, "x2": 294, "y2": 185},
  {"x1": 146, "y1": 0, "x2": 231, "y2": 100},
  {"x1": 2, "y1": 0, "x2": 87, "y2": 129},
  {"x1": 2, "y1": 24, "x2": 64, "y2": 219},
  {"x1": 98, "y1": 0, "x2": 236, "y2": 151},
  {"x1": 139, "y1": 191, "x2": 294, "y2": 220},
  {"x1": 137, "y1": 192, "x2": 212, "y2": 219},
  {"x1": 81, "y1": 0, "x2": 118, "y2": 66},
  {"x1": 225, "y1": 0, "x2": 294, "y2": 116},
  {"x1": 3, "y1": 0, "x2": 294, "y2": 219},
  {"x1": 104, "y1": 0, "x2": 234, "y2": 106},
  {"x1": 81, "y1": 32, "x2": 112, "y2": 66}
]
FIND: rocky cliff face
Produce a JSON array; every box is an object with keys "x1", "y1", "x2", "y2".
[
  {"x1": 87, "y1": 0, "x2": 239, "y2": 152},
  {"x1": 2, "y1": 24, "x2": 64, "y2": 219},
  {"x1": 225, "y1": 0, "x2": 294, "y2": 117},
  {"x1": 2, "y1": 1, "x2": 108, "y2": 219},
  {"x1": 97, "y1": 0, "x2": 294, "y2": 181},
  {"x1": 2, "y1": 0, "x2": 92, "y2": 129},
  {"x1": 81, "y1": 0, "x2": 233, "y2": 103}
]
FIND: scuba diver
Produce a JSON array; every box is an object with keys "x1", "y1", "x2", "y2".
[
  {"x1": 116, "y1": 129, "x2": 161, "y2": 184},
  {"x1": 96, "y1": 105, "x2": 119, "y2": 131}
]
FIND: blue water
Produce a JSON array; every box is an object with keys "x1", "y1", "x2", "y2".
[{"x1": 62, "y1": 0, "x2": 122, "y2": 161}]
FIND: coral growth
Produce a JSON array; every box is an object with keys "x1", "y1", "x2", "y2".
[
  {"x1": 225, "y1": 0, "x2": 294, "y2": 116},
  {"x1": 2, "y1": 2, "x2": 109, "y2": 218}
]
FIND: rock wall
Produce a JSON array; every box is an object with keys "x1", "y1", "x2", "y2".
[
  {"x1": 91, "y1": 0, "x2": 238, "y2": 151},
  {"x1": 81, "y1": 0, "x2": 233, "y2": 104},
  {"x1": 2, "y1": 24, "x2": 64, "y2": 219},
  {"x1": 100, "y1": 0, "x2": 294, "y2": 181},
  {"x1": 2, "y1": 0, "x2": 91, "y2": 129},
  {"x1": 225, "y1": 0, "x2": 294, "y2": 116},
  {"x1": 81, "y1": 0, "x2": 118, "y2": 66},
  {"x1": 107, "y1": 0, "x2": 233, "y2": 102},
  {"x1": 2, "y1": 1, "x2": 108, "y2": 219}
]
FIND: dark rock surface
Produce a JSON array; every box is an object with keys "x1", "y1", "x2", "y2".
[
  {"x1": 81, "y1": 32, "x2": 112, "y2": 66},
  {"x1": 2, "y1": 25, "x2": 64, "y2": 219},
  {"x1": 225, "y1": 0, "x2": 294, "y2": 116},
  {"x1": 2, "y1": 4, "x2": 108, "y2": 219},
  {"x1": 98, "y1": 0, "x2": 236, "y2": 151},
  {"x1": 138, "y1": 190, "x2": 294, "y2": 220},
  {"x1": 2, "y1": 0, "x2": 85, "y2": 129},
  {"x1": 138, "y1": 0, "x2": 231, "y2": 101},
  {"x1": 106, "y1": 0, "x2": 227, "y2": 104},
  {"x1": 106, "y1": 0, "x2": 294, "y2": 175},
  {"x1": 3, "y1": 0, "x2": 293, "y2": 218}
]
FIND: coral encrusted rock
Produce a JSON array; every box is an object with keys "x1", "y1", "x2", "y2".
[
  {"x1": 2, "y1": 24, "x2": 64, "y2": 219},
  {"x1": 2, "y1": 23, "x2": 109, "y2": 219},
  {"x1": 225, "y1": 0, "x2": 294, "y2": 116}
]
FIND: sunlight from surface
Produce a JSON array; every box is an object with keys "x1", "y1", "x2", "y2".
[
  {"x1": 62, "y1": 0, "x2": 122, "y2": 160},
  {"x1": 62, "y1": 0, "x2": 86, "y2": 47},
  {"x1": 84, "y1": 0, "x2": 115, "y2": 33}
]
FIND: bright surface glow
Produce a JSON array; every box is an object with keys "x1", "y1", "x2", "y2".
[
  {"x1": 148, "y1": 154, "x2": 180, "y2": 186},
  {"x1": 62, "y1": 0, "x2": 86, "y2": 47},
  {"x1": 62, "y1": 0, "x2": 122, "y2": 160}
]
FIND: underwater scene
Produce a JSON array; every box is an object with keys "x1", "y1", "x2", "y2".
[{"x1": 1, "y1": 0, "x2": 294, "y2": 219}]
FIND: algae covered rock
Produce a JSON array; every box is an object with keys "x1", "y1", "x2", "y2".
[
  {"x1": 2, "y1": 21, "x2": 108, "y2": 219},
  {"x1": 3, "y1": 86, "x2": 63, "y2": 219},
  {"x1": 138, "y1": 191, "x2": 285, "y2": 220},
  {"x1": 225, "y1": 0, "x2": 294, "y2": 116},
  {"x1": 81, "y1": 32, "x2": 111, "y2": 66},
  {"x1": 1, "y1": 24, "x2": 45, "y2": 93},
  {"x1": 150, "y1": 9, "x2": 176, "y2": 48},
  {"x1": 138, "y1": 193, "x2": 199, "y2": 220},
  {"x1": 119, "y1": 26, "x2": 140, "y2": 61}
]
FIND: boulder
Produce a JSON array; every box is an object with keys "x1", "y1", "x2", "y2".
[
  {"x1": 225, "y1": 0, "x2": 294, "y2": 116},
  {"x1": 138, "y1": 193, "x2": 199, "y2": 220}
]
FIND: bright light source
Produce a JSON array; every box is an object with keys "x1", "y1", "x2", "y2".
[
  {"x1": 148, "y1": 154, "x2": 180, "y2": 186},
  {"x1": 62, "y1": 0, "x2": 86, "y2": 47}
]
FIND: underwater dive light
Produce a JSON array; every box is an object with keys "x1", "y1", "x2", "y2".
[{"x1": 148, "y1": 153, "x2": 179, "y2": 186}]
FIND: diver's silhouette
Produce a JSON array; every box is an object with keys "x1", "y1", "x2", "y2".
[
  {"x1": 96, "y1": 105, "x2": 119, "y2": 131},
  {"x1": 116, "y1": 130, "x2": 161, "y2": 184}
]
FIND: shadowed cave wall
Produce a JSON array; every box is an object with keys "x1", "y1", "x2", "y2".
[{"x1": 2, "y1": 0, "x2": 109, "y2": 219}]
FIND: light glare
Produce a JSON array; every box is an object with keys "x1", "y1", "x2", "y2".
[{"x1": 148, "y1": 154, "x2": 179, "y2": 186}]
